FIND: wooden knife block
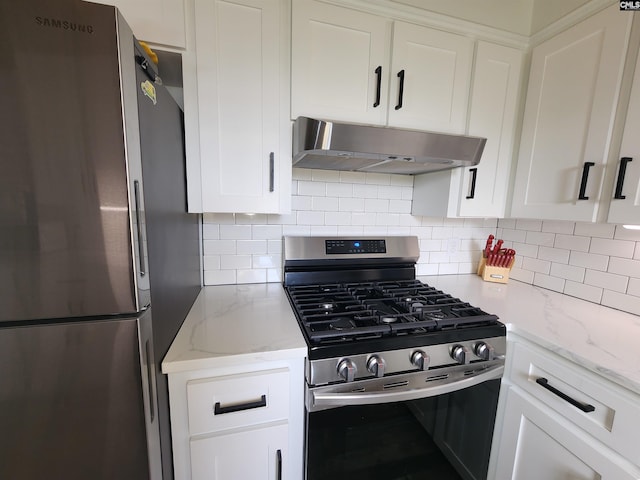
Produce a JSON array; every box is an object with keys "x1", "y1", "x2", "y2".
[{"x1": 477, "y1": 256, "x2": 514, "y2": 284}]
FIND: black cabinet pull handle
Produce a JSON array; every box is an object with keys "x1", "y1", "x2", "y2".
[
  {"x1": 276, "y1": 449, "x2": 282, "y2": 480},
  {"x1": 269, "y1": 152, "x2": 275, "y2": 192},
  {"x1": 395, "y1": 70, "x2": 405, "y2": 110},
  {"x1": 373, "y1": 66, "x2": 382, "y2": 107},
  {"x1": 614, "y1": 157, "x2": 632, "y2": 199},
  {"x1": 535, "y1": 377, "x2": 595, "y2": 413},
  {"x1": 214, "y1": 394, "x2": 267, "y2": 415},
  {"x1": 466, "y1": 168, "x2": 478, "y2": 199},
  {"x1": 578, "y1": 162, "x2": 595, "y2": 200},
  {"x1": 133, "y1": 180, "x2": 146, "y2": 276}
]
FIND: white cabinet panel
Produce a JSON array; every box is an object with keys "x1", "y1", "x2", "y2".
[
  {"x1": 291, "y1": 0, "x2": 391, "y2": 125},
  {"x1": 412, "y1": 41, "x2": 523, "y2": 218},
  {"x1": 190, "y1": 423, "x2": 288, "y2": 480},
  {"x1": 387, "y1": 21, "x2": 472, "y2": 133},
  {"x1": 188, "y1": 0, "x2": 291, "y2": 213},
  {"x1": 511, "y1": 4, "x2": 632, "y2": 222}
]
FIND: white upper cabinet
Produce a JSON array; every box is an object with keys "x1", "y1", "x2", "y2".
[
  {"x1": 608, "y1": 48, "x2": 640, "y2": 224},
  {"x1": 291, "y1": 0, "x2": 473, "y2": 133},
  {"x1": 86, "y1": 0, "x2": 186, "y2": 48},
  {"x1": 412, "y1": 41, "x2": 523, "y2": 218},
  {"x1": 510, "y1": 5, "x2": 633, "y2": 222},
  {"x1": 188, "y1": 0, "x2": 291, "y2": 214}
]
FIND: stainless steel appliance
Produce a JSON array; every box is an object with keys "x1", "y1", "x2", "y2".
[
  {"x1": 283, "y1": 236, "x2": 505, "y2": 480},
  {"x1": 293, "y1": 116, "x2": 486, "y2": 175},
  {"x1": 0, "y1": 1, "x2": 201, "y2": 479}
]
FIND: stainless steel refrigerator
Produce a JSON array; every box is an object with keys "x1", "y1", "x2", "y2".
[{"x1": 0, "y1": 1, "x2": 202, "y2": 478}]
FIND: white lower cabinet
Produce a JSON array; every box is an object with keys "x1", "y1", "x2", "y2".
[
  {"x1": 167, "y1": 361, "x2": 304, "y2": 480},
  {"x1": 489, "y1": 335, "x2": 640, "y2": 479},
  {"x1": 190, "y1": 423, "x2": 288, "y2": 480}
]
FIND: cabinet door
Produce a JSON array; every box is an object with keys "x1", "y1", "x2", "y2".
[
  {"x1": 291, "y1": 0, "x2": 391, "y2": 125},
  {"x1": 86, "y1": 0, "x2": 186, "y2": 48},
  {"x1": 411, "y1": 41, "x2": 522, "y2": 218},
  {"x1": 511, "y1": 5, "x2": 632, "y2": 222},
  {"x1": 194, "y1": 0, "x2": 291, "y2": 214},
  {"x1": 608, "y1": 49, "x2": 640, "y2": 224},
  {"x1": 387, "y1": 22, "x2": 473, "y2": 133},
  {"x1": 493, "y1": 387, "x2": 640, "y2": 480},
  {"x1": 190, "y1": 423, "x2": 288, "y2": 480}
]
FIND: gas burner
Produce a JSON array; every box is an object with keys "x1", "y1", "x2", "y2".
[
  {"x1": 422, "y1": 309, "x2": 446, "y2": 320},
  {"x1": 329, "y1": 317, "x2": 355, "y2": 330},
  {"x1": 380, "y1": 316, "x2": 397, "y2": 324},
  {"x1": 318, "y1": 301, "x2": 337, "y2": 312}
]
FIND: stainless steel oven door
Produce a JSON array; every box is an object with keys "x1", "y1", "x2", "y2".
[{"x1": 304, "y1": 361, "x2": 503, "y2": 480}]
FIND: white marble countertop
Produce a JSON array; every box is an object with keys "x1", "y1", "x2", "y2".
[
  {"x1": 161, "y1": 283, "x2": 307, "y2": 374},
  {"x1": 162, "y1": 274, "x2": 640, "y2": 395},
  {"x1": 420, "y1": 274, "x2": 640, "y2": 395}
]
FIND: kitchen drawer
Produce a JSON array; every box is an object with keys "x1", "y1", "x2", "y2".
[
  {"x1": 187, "y1": 368, "x2": 290, "y2": 436},
  {"x1": 509, "y1": 341, "x2": 640, "y2": 465}
]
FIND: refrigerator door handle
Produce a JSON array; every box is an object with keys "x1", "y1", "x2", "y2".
[
  {"x1": 145, "y1": 339, "x2": 155, "y2": 422},
  {"x1": 133, "y1": 180, "x2": 147, "y2": 276}
]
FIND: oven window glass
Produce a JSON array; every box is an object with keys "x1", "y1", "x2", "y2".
[{"x1": 306, "y1": 379, "x2": 500, "y2": 480}]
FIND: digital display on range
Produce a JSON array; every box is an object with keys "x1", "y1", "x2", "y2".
[{"x1": 325, "y1": 239, "x2": 386, "y2": 254}]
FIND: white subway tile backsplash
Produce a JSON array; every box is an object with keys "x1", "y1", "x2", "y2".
[
  {"x1": 203, "y1": 239, "x2": 236, "y2": 255},
  {"x1": 550, "y1": 263, "x2": 585, "y2": 283},
  {"x1": 569, "y1": 251, "x2": 609, "y2": 271},
  {"x1": 237, "y1": 240, "x2": 268, "y2": 255},
  {"x1": 298, "y1": 180, "x2": 327, "y2": 196},
  {"x1": 601, "y1": 290, "x2": 640, "y2": 316},
  {"x1": 339, "y1": 171, "x2": 366, "y2": 184},
  {"x1": 542, "y1": 220, "x2": 575, "y2": 234},
  {"x1": 564, "y1": 281, "x2": 603, "y2": 303},
  {"x1": 221, "y1": 255, "x2": 251, "y2": 270},
  {"x1": 365, "y1": 172, "x2": 391, "y2": 185},
  {"x1": 533, "y1": 273, "x2": 565, "y2": 293},
  {"x1": 554, "y1": 234, "x2": 590, "y2": 252},
  {"x1": 201, "y1": 169, "x2": 639, "y2": 315},
  {"x1": 628, "y1": 278, "x2": 640, "y2": 297},
  {"x1": 326, "y1": 183, "x2": 353, "y2": 197},
  {"x1": 574, "y1": 222, "x2": 615, "y2": 238},
  {"x1": 584, "y1": 269, "x2": 628, "y2": 293},
  {"x1": 311, "y1": 170, "x2": 341, "y2": 183},
  {"x1": 252, "y1": 225, "x2": 282, "y2": 240},
  {"x1": 353, "y1": 184, "x2": 379, "y2": 198},
  {"x1": 311, "y1": 196, "x2": 339, "y2": 211},
  {"x1": 524, "y1": 231, "x2": 555, "y2": 247},
  {"x1": 608, "y1": 257, "x2": 640, "y2": 278},
  {"x1": 297, "y1": 210, "x2": 325, "y2": 225},
  {"x1": 516, "y1": 219, "x2": 542, "y2": 231},
  {"x1": 220, "y1": 225, "x2": 251, "y2": 240},
  {"x1": 538, "y1": 246, "x2": 570, "y2": 264},
  {"x1": 589, "y1": 237, "x2": 636, "y2": 258}
]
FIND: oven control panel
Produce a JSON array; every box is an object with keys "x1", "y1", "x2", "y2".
[{"x1": 325, "y1": 239, "x2": 386, "y2": 254}]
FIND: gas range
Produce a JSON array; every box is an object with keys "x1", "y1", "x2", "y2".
[{"x1": 283, "y1": 236, "x2": 506, "y2": 391}]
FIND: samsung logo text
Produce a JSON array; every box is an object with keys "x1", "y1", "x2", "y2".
[{"x1": 35, "y1": 16, "x2": 94, "y2": 34}]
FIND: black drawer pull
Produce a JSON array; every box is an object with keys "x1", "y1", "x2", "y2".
[
  {"x1": 269, "y1": 152, "x2": 275, "y2": 192},
  {"x1": 214, "y1": 394, "x2": 267, "y2": 415},
  {"x1": 614, "y1": 157, "x2": 632, "y2": 199},
  {"x1": 578, "y1": 162, "x2": 595, "y2": 200},
  {"x1": 276, "y1": 449, "x2": 282, "y2": 480},
  {"x1": 395, "y1": 69, "x2": 405, "y2": 110},
  {"x1": 466, "y1": 167, "x2": 478, "y2": 199},
  {"x1": 535, "y1": 377, "x2": 595, "y2": 413},
  {"x1": 373, "y1": 66, "x2": 382, "y2": 108}
]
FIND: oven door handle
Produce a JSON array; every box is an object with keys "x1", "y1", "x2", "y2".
[{"x1": 311, "y1": 364, "x2": 504, "y2": 408}]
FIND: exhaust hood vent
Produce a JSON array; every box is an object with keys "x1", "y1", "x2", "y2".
[{"x1": 292, "y1": 117, "x2": 486, "y2": 175}]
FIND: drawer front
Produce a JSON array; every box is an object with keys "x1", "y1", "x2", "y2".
[
  {"x1": 187, "y1": 368, "x2": 290, "y2": 436},
  {"x1": 509, "y1": 341, "x2": 640, "y2": 465}
]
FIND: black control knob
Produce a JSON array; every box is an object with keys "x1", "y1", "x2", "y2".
[
  {"x1": 474, "y1": 342, "x2": 495, "y2": 361},
  {"x1": 337, "y1": 359, "x2": 357, "y2": 382},
  {"x1": 411, "y1": 350, "x2": 430, "y2": 371},
  {"x1": 367, "y1": 355, "x2": 386, "y2": 378},
  {"x1": 451, "y1": 345, "x2": 471, "y2": 365}
]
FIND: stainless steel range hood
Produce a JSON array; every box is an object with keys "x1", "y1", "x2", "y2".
[{"x1": 292, "y1": 117, "x2": 486, "y2": 175}]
